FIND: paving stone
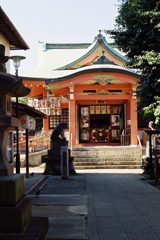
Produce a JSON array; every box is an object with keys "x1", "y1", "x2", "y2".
[
  {"x1": 127, "y1": 233, "x2": 159, "y2": 240},
  {"x1": 97, "y1": 216, "x2": 123, "y2": 229},
  {"x1": 45, "y1": 216, "x2": 86, "y2": 240},
  {"x1": 123, "y1": 220, "x2": 154, "y2": 234},
  {"x1": 20, "y1": 168, "x2": 160, "y2": 240},
  {"x1": 88, "y1": 231, "x2": 99, "y2": 240}
]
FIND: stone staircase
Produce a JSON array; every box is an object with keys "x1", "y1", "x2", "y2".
[{"x1": 72, "y1": 146, "x2": 142, "y2": 169}]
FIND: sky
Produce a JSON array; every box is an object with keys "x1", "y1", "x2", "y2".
[{"x1": 1, "y1": 0, "x2": 120, "y2": 75}]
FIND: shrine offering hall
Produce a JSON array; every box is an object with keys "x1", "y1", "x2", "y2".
[{"x1": 22, "y1": 31, "x2": 142, "y2": 146}]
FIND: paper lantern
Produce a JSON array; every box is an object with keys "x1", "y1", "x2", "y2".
[
  {"x1": 57, "y1": 108, "x2": 61, "y2": 115},
  {"x1": 51, "y1": 109, "x2": 55, "y2": 115},
  {"x1": 46, "y1": 108, "x2": 50, "y2": 116},
  {"x1": 50, "y1": 98, "x2": 55, "y2": 108},
  {"x1": 39, "y1": 99, "x2": 44, "y2": 108},
  {"x1": 55, "y1": 98, "x2": 61, "y2": 107},
  {"x1": 45, "y1": 99, "x2": 50, "y2": 108},
  {"x1": 28, "y1": 100, "x2": 33, "y2": 107},
  {"x1": 20, "y1": 115, "x2": 35, "y2": 130},
  {"x1": 33, "y1": 99, "x2": 39, "y2": 108}
]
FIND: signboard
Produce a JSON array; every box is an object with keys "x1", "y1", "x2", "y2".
[{"x1": 101, "y1": 105, "x2": 106, "y2": 114}]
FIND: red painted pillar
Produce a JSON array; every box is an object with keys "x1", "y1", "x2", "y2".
[
  {"x1": 43, "y1": 88, "x2": 49, "y2": 131},
  {"x1": 69, "y1": 99, "x2": 76, "y2": 147},
  {"x1": 130, "y1": 98, "x2": 138, "y2": 145}
]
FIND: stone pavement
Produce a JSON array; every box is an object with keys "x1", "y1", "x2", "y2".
[{"x1": 19, "y1": 167, "x2": 160, "y2": 240}]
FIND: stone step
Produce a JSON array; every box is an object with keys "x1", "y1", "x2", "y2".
[
  {"x1": 73, "y1": 161, "x2": 142, "y2": 166},
  {"x1": 73, "y1": 153, "x2": 140, "y2": 158},
  {"x1": 73, "y1": 157, "x2": 142, "y2": 162},
  {"x1": 72, "y1": 146, "x2": 142, "y2": 169},
  {"x1": 74, "y1": 165, "x2": 142, "y2": 169},
  {"x1": 73, "y1": 146, "x2": 140, "y2": 151}
]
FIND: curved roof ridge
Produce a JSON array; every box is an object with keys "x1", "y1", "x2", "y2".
[
  {"x1": 46, "y1": 64, "x2": 140, "y2": 83},
  {"x1": 101, "y1": 37, "x2": 129, "y2": 64},
  {"x1": 20, "y1": 64, "x2": 140, "y2": 82},
  {"x1": 56, "y1": 32, "x2": 129, "y2": 70}
]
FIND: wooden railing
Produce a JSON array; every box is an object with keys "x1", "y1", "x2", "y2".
[
  {"x1": 13, "y1": 131, "x2": 52, "y2": 154},
  {"x1": 120, "y1": 133, "x2": 130, "y2": 145},
  {"x1": 137, "y1": 134, "x2": 143, "y2": 157}
]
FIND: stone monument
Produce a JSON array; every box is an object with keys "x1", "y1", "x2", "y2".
[{"x1": 43, "y1": 123, "x2": 76, "y2": 175}]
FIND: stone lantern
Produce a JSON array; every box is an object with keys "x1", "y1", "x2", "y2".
[
  {"x1": 0, "y1": 72, "x2": 31, "y2": 233},
  {"x1": 0, "y1": 72, "x2": 30, "y2": 176},
  {"x1": 0, "y1": 45, "x2": 48, "y2": 237}
]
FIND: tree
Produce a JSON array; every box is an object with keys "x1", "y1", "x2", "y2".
[{"x1": 106, "y1": 0, "x2": 160, "y2": 111}]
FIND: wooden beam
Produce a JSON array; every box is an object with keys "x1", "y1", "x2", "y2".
[
  {"x1": 76, "y1": 100, "x2": 127, "y2": 105},
  {"x1": 52, "y1": 88, "x2": 69, "y2": 96},
  {"x1": 74, "y1": 94, "x2": 131, "y2": 100},
  {"x1": 74, "y1": 84, "x2": 131, "y2": 91},
  {"x1": 23, "y1": 80, "x2": 45, "y2": 86}
]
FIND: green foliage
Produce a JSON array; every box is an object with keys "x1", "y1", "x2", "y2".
[
  {"x1": 144, "y1": 96, "x2": 160, "y2": 126},
  {"x1": 12, "y1": 97, "x2": 28, "y2": 105},
  {"x1": 141, "y1": 157, "x2": 151, "y2": 174},
  {"x1": 106, "y1": 0, "x2": 160, "y2": 109}
]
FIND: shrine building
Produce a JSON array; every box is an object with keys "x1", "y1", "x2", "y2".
[{"x1": 21, "y1": 31, "x2": 144, "y2": 147}]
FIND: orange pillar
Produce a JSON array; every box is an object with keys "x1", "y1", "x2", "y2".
[
  {"x1": 43, "y1": 117, "x2": 49, "y2": 131},
  {"x1": 130, "y1": 98, "x2": 138, "y2": 145},
  {"x1": 69, "y1": 99, "x2": 76, "y2": 147},
  {"x1": 43, "y1": 88, "x2": 49, "y2": 131}
]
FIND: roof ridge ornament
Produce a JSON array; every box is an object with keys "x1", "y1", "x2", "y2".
[
  {"x1": 93, "y1": 51, "x2": 114, "y2": 65},
  {"x1": 94, "y1": 30, "x2": 106, "y2": 43}
]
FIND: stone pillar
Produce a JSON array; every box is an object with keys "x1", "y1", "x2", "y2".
[
  {"x1": 69, "y1": 99, "x2": 76, "y2": 146},
  {"x1": 130, "y1": 98, "x2": 138, "y2": 145},
  {"x1": 61, "y1": 146, "x2": 69, "y2": 179}
]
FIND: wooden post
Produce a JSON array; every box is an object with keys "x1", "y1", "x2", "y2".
[
  {"x1": 154, "y1": 137, "x2": 159, "y2": 182},
  {"x1": 149, "y1": 133, "x2": 153, "y2": 177},
  {"x1": 25, "y1": 129, "x2": 29, "y2": 178}
]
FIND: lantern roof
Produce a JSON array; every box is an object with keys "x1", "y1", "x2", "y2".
[{"x1": 0, "y1": 72, "x2": 30, "y2": 97}]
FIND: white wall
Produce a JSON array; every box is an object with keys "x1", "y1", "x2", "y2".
[{"x1": 0, "y1": 33, "x2": 10, "y2": 73}]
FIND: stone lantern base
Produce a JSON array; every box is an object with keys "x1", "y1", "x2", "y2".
[{"x1": 0, "y1": 174, "x2": 48, "y2": 238}]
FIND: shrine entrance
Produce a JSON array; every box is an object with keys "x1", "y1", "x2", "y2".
[{"x1": 79, "y1": 104, "x2": 125, "y2": 144}]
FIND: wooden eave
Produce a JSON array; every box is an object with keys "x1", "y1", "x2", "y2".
[
  {"x1": 0, "y1": 6, "x2": 29, "y2": 50},
  {"x1": 12, "y1": 101, "x2": 47, "y2": 119},
  {"x1": 46, "y1": 68, "x2": 140, "y2": 88}
]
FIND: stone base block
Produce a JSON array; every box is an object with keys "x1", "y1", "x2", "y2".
[
  {"x1": 43, "y1": 160, "x2": 76, "y2": 175},
  {"x1": 0, "y1": 198, "x2": 31, "y2": 233},
  {"x1": 0, "y1": 174, "x2": 24, "y2": 207},
  {"x1": 0, "y1": 217, "x2": 49, "y2": 240}
]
